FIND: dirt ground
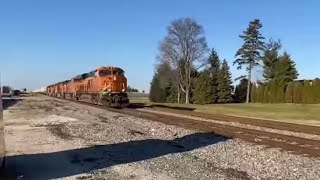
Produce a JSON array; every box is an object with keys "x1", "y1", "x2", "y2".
[{"x1": 1, "y1": 96, "x2": 320, "y2": 180}]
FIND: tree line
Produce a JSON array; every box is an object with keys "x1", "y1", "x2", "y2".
[
  {"x1": 149, "y1": 17, "x2": 319, "y2": 104},
  {"x1": 127, "y1": 86, "x2": 139, "y2": 93}
]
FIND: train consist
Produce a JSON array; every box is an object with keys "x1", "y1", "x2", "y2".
[{"x1": 46, "y1": 66, "x2": 129, "y2": 107}]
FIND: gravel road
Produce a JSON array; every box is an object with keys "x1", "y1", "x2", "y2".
[{"x1": 1, "y1": 95, "x2": 320, "y2": 180}]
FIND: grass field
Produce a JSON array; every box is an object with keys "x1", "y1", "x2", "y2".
[
  {"x1": 128, "y1": 93, "x2": 150, "y2": 104},
  {"x1": 128, "y1": 94, "x2": 320, "y2": 126}
]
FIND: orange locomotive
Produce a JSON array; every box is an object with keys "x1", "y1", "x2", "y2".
[{"x1": 46, "y1": 66, "x2": 129, "y2": 107}]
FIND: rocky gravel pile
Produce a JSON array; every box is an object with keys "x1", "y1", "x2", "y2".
[{"x1": 4, "y1": 96, "x2": 320, "y2": 180}]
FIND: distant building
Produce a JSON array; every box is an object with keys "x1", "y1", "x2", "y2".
[
  {"x1": 1, "y1": 86, "x2": 12, "y2": 97},
  {"x1": 33, "y1": 87, "x2": 46, "y2": 93}
]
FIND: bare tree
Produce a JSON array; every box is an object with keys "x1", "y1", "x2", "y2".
[{"x1": 159, "y1": 18, "x2": 208, "y2": 104}]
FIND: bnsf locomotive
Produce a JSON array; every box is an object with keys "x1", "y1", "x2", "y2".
[{"x1": 46, "y1": 66, "x2": 129, "y2": 107}]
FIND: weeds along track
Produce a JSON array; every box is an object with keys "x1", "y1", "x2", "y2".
[{"x1": 44, "y1": 95, "x2": 320, "y2": 157}]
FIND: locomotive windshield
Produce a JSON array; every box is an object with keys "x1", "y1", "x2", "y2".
[
  {"x1": 113, "y1": 69, "x2": 124, "y2": 76},
  {"x1": 99, "y1": 69, "x2": 124, "y2": 76},
  {"x1": 99, "y1": 70, "x2": 111, "y2": 76}
]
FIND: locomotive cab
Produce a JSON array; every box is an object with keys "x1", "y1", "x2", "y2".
[
  {"x1": 98, "y1": 67, "x2": 126, "y2": 92},
  {"x1": 97, "y1": 67, "x2": 129, "y2": 107}
]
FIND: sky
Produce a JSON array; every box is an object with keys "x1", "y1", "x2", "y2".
[{"x1": 0, "y1": 0, "x2": 319, "y2": 91}]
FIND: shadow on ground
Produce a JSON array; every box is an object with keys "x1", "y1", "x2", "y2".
[
  {"x1": 127, "y1": 103, "x2": 147, "y2": 109},
  {"x1": 128, "y1": 103, "x2": 196, "y2": 111},
  {"x1": 1, "y1": 97, "x2": 23, "y2": 110},
  {"x1": 1, "y1": 132, "x2": 227, "y2": 179}
]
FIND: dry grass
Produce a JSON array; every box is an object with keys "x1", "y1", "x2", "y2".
[{"x1": 128, "y1": 93, "x2": 150, "y2": 104}]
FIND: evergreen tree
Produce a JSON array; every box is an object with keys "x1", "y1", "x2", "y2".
[
  {"x1": 257, "y1": 83, "x2": 265, "y2": 103},
  {"x1": 234, "y1": 78, "x2": 249, "y2": 103},
  {"x1": 269, "y1": 79, "x2": 277, "y2": 103},
  {"x1": 262, "y1": 38, "x2": 282, "y2": 81},
  {"x1": 127, "y1": 86, "x2": 139, "y2": 93},
  {"x1": 157, "y1": 62, "x2": 175, "y2": 91},
  {"x1": 275, "y1": 52, "x2": 299, "y2": 82},
  {"x1": 285, "y1": 82, "x2": 294, "y2": 103},
  {"x1": 293, "y1": 82, "x2": 303, "y2": 104},
  {"x1": 149, "y1": 61, "x2": 176, "y2": 103},
  {"x1": 208, "y1": 48, "x2": 221, "y2": 103},
  {"x1": 149, "y1": 74, "x2": 166, "y2": 102},
  {"x1": 250, "y1": 83, "x2": 258, "y2": 103},
  {"x1": 234, "y1": 19, "x2": 265, "y2": 103},
  {"x1": 263, "y1": 83, "x2": 271, "y2": 103},
  {"x1": 217, "y1": 60, "x2": 233, "y2": 103},
  {"x1": 189, "y1": 67, "x2": 200, "y2": 104},
  {"x1": 193, "y1": 71, "x2": 214, "y2": 104},
  {"x1": 313, "y1": 78, "x2": 320, "y2": 103},
  {"x1": 302, "y1": 80, "x2": 313, "y2": 104},
  {"x1": 166, "y1": 81, "x2": 178, "y2": 103},
  {"x1": 275, "y1": 79, "x2": 286, "y2": 103}
]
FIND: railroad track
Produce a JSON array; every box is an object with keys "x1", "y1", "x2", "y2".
[
  {"x1": 45, "y1": 94, "x2": 320, "y2": 158},
  {"x1": 146, "y1": 105, "x2": 320, "y2": 135},
  {"x1": 113, "y1": 108, "x2": 320, "y2": 157}
]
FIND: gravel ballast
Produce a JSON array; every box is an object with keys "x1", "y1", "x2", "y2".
[{"x1": 3, "y1": 96, "x2": 320, "y2": 180}]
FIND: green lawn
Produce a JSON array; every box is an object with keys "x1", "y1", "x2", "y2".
[
  {"x1": 128, "y1": 93, "x2": 150, "y2": 104},
  {"x1": 128, "y1": 94, "x2": 320, "y2": 125},
  {"x1": 157, "y1": 103, "x2": 320, "y2": 126}
]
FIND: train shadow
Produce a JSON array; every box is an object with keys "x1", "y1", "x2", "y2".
[
  {"x1": 149, "y1": 104, "x2": 196, "y2": 111},
  {"x1": 1, "y1": 97, "x2": 23, "y2": 110},
  {"x1": 1, "y1": 132, "x2": 227, "y2": 179},
  {"x1": 128, "y1": 103, "x2": 196, "y2": 111},
  {"x1": 127, "y1": 103, "x2": 147, "y2": 109}
]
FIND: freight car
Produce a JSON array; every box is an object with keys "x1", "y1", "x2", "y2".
[{"x1": 46, "y1": 66, "x2": 129, "y2": 108}]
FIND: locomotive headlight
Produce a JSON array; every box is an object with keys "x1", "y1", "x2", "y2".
[{"x1": 121, "y1": 88, "x2": 125, "y2": 92}]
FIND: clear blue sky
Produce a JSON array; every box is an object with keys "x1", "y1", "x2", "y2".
[{"x1": 1, "y1": 0, "x2": 319, "y2": 91}]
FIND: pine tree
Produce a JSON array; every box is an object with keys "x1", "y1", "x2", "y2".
[
  {"x1": 313, "y1": 78, "x2": 320, "y2": 103},
  {"x1": 262, "y1": 38, "x2": 282, "y2": 81},
  {"x1": 293, "y1": 82, "x2": 303, "y2": 104},
  {"x1": 257, "y1": 84, "x2": 265, "y2": 103},
  {"x1": 275, "y1": 79, "x2": 286, "y2": 103},
  {"x1": 269, "y1": 80, "x2": 277, "y2": 103},
  {"x1": 149, "y1": 74, "x2": 166, "y2": 103},
  {"x1": 234, "y1": 19, "x2": 265, "y2": 103},
  {"x1": 208, "y1": 49, "x2": 221, "y2": 103},
  {"x1": 285, "y1": 82, "x2": 294, "y2": 103},
  {"x1": 250, "y1": 83, "x2": 258, "y2": 103},
  {"x1": 275, "y1": 52, "x2": 299, "y2": 82},
  {"x1": 166, "y1": 81, "x2": 178, "y2": 103},
  {"x1": 149, "y1": 61, "x2": 176, "y2": 103},
  {"x1": 302, "y1": 80, "x2": 313, "y2": 104},
  {"x1": 234, "y1": 78, "x2": 249, "y2": 103},
  {"x1": 263, "y1": 83, "x2": 271, "y2": 103},
  {"x1": 261, "y1": 50, "x2": 298, "y2": 104},
  {"x1": 193, "y1": 71, "x2": 214, "y2": 104},
  {"x1": 217, "y1": 60, "x2": 233, "y2": 103}
]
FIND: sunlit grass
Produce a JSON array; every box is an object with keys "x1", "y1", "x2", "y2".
[
  {"x1": 156, "y1": 103, "x2": 320, "y2": 126},
  {"x1": 128, "y1": 93, "x2": 320, "y2": 125}
]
